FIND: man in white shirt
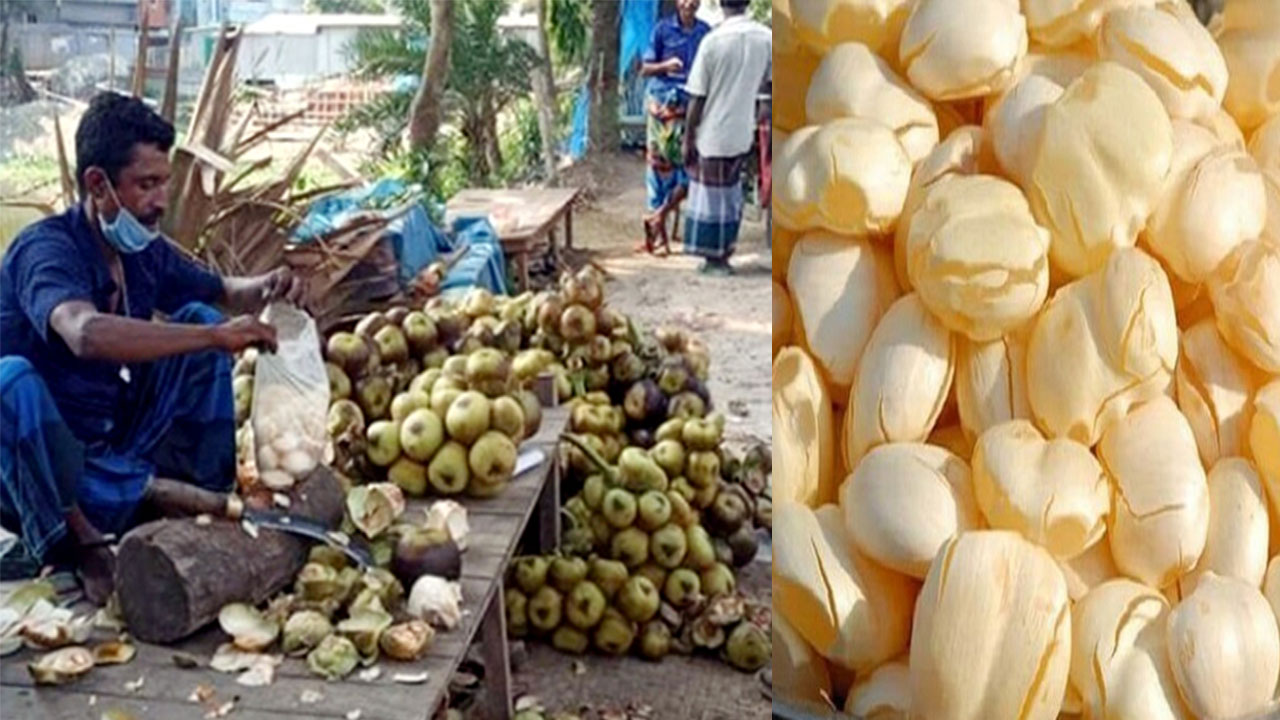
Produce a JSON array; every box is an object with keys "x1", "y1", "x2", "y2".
[{"x1": 681, "y1": 0, "x2": 771, "y2": 275}]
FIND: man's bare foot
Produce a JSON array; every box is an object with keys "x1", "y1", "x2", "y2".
[{"x1": 79, "y1": 546, "x2": 115, "y2": 606}]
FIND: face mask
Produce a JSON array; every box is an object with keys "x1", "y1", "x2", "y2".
[{"x1": 96, "y1": 174, "x2": 159, "y2": 254}]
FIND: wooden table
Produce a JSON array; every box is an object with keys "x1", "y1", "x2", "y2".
[
  {"x1": 445, "y1": 188, "x2": 582, "y2": 291},
  {"x1": 0, "y1": 406, "x2": 568, "y2": 720}
]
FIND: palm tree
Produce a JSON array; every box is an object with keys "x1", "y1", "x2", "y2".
[{"x1": 345, "y1": 0, "x2": 536, "y2": 185}]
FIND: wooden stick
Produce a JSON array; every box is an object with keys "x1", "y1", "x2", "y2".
[
  {"x1": 131, "y1": 0, "x2": 150, "y2": 98},
  {"x1": 52, "y1": 113, "x2": 76, "y2": 209},
  {"x1": 160, "y1": 14, "x2": 182, "y2": 123}
]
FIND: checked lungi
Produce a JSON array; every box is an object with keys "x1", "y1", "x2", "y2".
[
  {"x1": 0, "y1": 302, "x2": 236, "y2": 576},
  {"x1": 683, "y1": 153, "x2": 748, "y2": 260}
]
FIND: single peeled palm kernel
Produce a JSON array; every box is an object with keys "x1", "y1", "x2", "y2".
[
  {"x1": 1179, "y1": 458, "x2": 1268, "y2": 595},
  {"x1": 905, "y1": 174, "x2": 1051, "y2": 341},
  {"x1": 1069, "y1": 579, "x2": 1190, "y2": 720},
  {"x1": 787, "y1": 233, "x2": 899, "y2": 396},
  {"x1": 774, "y1": 119, "x2": 913, "y2": 237},
  {"x1": 972, "y1": 420, "x2": 1109, "y2": 560},
  {"x1": 773, "y1": 612, "x2": 832, "y2": 711},
  {"x1": 987, "y1": 73, "x2": 1067, "y2": 188},
  {"x1": 955, "y1": 331, "x2": 1032, "y2": 443},
  {"x1": 1145, "y1": 124, "x2": 1265, "y2": 284},
  {"x1": 910, "y1": 530, "x2": 1071, "y2": 720},
  {"x1": 773, "y1": 280, "x2": 794, "y2": 359},
  {"x1": 894, "y1": 125, "x2": 998, "y2": 289},
  {"x1": 773, "y1": 348, "x2": 836, "y2": 507},
  {"x1": 841, "y1": 443, "x2": 980, "y2": 578},
  {"x1": 1166, "y1": 573, "x2": 1280, "y2": 720},
  {"x1": 898, "y1": 0, "x2": 1027, "y2": 101},
  {"x1": 1024, "y1": 0, "x2": 1156, "y2": 48},
  {"x1": 845, "y1": 660, "x2": 910, "y2": 718},
  {"x1": 1026, "y1": 248, "x2": 1178, "y2": 446},
  {"x1": 774, "y1": 501, "x2": 916, "y2": 672},
  {"x1": 806, "y1": 43, "x2": 939, "y2": 164},
  {"x1": 1208, "y1": 239, "x2": 1280, "y2": 373},
  {"x1": 846, "y1": 293, "x2": 955, "y2": 464},
  {"x1": 1099, "y1": 396, "x2": 1209, "y2": 590},
  {"x1": 1217, "y1": 15, "x2": 1280, "y2": 132},
  {"x1": 790, "y1": 0, "x2": 913, "y2": 57},
  {"x1": 1174, "y1": 320, "x2": 1260, "y2": 467},
  {"x1": 1026, "y1": 62, "x2": 1174, "y2": 277},
  {"x1": 1097, "y1": 3, "x2": 1227, "y2": 121},
  {"x1": 1058, "y1": 537, "x2": 1121, "y2": 602},
  {"x1": 1250, "y1": 380, "x2": 1280, "y2": 529}
]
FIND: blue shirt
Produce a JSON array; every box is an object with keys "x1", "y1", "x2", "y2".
[
  {"x1": 0, "y1": 204, "x2": 224, "y2": 444},
  {"x1": 643, "y1": 14, "x2": 711, "y2": 96}
]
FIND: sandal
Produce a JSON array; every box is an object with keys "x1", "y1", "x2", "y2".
[{"x1": 699, "y1": 260, "x2": 734, "y2": 276}]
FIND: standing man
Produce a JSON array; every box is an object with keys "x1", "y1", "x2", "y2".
[
  {"x1": 0, "y1": 92, "x2": 303, "y2": 603},
  {"x1": 681, "y1": 0, "x2": 771, "y2": 275},
  {"x1": 639, "y1": 0, "x2": 711, "y2": 255}
]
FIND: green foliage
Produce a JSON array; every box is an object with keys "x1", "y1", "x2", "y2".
[
  {"x1": 306, "y1": 0, "x2": 387, "y2": 12},
  {"x1": 344, "y1": 0, "x2": 540, "y2": 194},
  {"x1": 548, "y1": 0, "x2": 590, "y2": 69},
  {"x1": 749, "y1": 0, "x2": 771, "y2": 23}
]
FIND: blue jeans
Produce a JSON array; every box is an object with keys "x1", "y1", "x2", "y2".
[{"x1": 0, "y1": 302, "x2": 235, "y2": 573}]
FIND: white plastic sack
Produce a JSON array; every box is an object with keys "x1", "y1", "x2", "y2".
[{"x1": 250, "y1": 303, "x2": 330, "y2": 490}]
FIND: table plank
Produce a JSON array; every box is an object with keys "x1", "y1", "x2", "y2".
[
  {"x1": 0, "y1": 406, "x2": 571, "y2": 720},
  {"x1": 445, "y1": 189, "x2": 580, "y2": 243}
]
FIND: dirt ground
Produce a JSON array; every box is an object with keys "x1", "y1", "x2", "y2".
[{"x1": 499, "y1": 153, "x2": 773, "y2": 720}]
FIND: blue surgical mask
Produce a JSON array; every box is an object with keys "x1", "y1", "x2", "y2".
[{"x1": 96, "y1": 176, "x2": 159, "y2": 254}]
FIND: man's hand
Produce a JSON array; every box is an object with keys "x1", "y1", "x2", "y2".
[
  {"x1": 682, "y1": 136, "x2": 697, "y2": 170},
  {"x1": 212, "y1": 316, "x2": 278, "y2": 354},
  {"x1": 261, "y1": 267, "x2": 306, "y2": 305},
  {"x1": 665, "y1": 57, "x2": 684, "y2": 74}
]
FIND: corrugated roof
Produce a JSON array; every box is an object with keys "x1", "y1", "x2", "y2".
[{"x1": 243, "y1": 13, "x2": 402, "y2": 36}]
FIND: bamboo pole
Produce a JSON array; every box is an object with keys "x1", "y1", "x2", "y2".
[
  {"x1": 160, "y1": 14, "x2": 182, "y2": 123},
  {"x1": 131, "y1": 0, "x2": 150, "y2": 98}
]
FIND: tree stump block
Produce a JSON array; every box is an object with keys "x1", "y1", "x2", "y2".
[{"x1": 116, "y1": 467, "x2": 345, "y2": 644}]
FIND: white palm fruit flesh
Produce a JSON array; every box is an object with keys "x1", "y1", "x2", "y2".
[
  {"x1": 1069, "y1": 579, "x2": 1191, "y2": 720},
  {"x1": 787, "y1": 232, "x2": 899, "y2": 397},
  {"x1": 909, "y1": 530, "x2": 1071, "y2": 720},
  {"x1": 898, "y1": 0, "x2": 1026, "y2": 102},
  {"x1": 1026, "y1": 247, "x2": 1178, "y2": 447},
  {"x1": 1178, "y1": 458, "x2": 1268, "y2": 595},
  {"x1": 774, "y1": 118, "x2": 913, "y2": 237},
  {"x1": 805, "y1": 42, "x2": 939, "y2": 164},
  {"x1": 1098, "y1": 396, "x2": 1209, "y2": 590},
  {"x1": 972, "y1": 420, "x2": 1109, "y2": 560},
  {"x1": 905, "y1": 174, "x2": 1051, "y2": 341},
  {"x1": 1166, "y1": 572, "x2": 1280, "y2": 719},
  {"x1": 954, "y1": 330, "x2": 1031, "y2": 443},
  {"x1": 840, "y1": 442, "x2": 981, "y2": 578},
  {"x1": 773, "y1": 501, "x2": 916, "y2": 672},
  {"x1": 1174, "y1": 319, "x2": 1261, "y2": 467},
  {"x1": 1026, "y1": 62, "x2": 1173, "y2": 278},
  {"x1": 845, "y1": 293, "x2": 955, "y2": 465},
  {"x1": 773, "y1": 347, "x2": 837, "y2": 507}
]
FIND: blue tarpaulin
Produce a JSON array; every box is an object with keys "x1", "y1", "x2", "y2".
[
  {"x1": 620, "y1": 0, "x2": 658, "y2": 121},
  {"x1": 291, "y1": 180, "x2": 509, "y2": 296}
]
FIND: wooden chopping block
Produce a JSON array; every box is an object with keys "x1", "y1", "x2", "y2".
[{"x1": 115, "y1": 467, "x2": 345, "y2": 644}]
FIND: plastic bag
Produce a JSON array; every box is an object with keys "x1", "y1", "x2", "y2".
[{"x1": 250, "y1": 303, "x2": 331, "y2": 491}]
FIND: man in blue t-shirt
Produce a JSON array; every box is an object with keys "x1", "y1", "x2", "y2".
[
  {"x1": 638, "y1": 0, "x2": 710, "y2": 254},
  {"x1": 0, "y1": 92, "x2": 304, "y2": 603}
]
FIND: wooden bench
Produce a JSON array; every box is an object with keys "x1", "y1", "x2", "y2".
[
  {"x1": 445, "y1": 188, "x2": 582, "y2": 292},
  {"x1": 0, "y1": 407, "x2": 568, "y2": 720}
]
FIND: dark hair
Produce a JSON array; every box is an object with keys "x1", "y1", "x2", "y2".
[
  {"x1": 75, "y1": 91, "x2": 175, "y2": 194},
  {"x1": 721, "y1": 0, "x2": 750, "y2": 9}
]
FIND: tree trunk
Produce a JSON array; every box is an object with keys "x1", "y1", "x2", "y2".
[
  {"x1": 588, "y1": 0, "x2": 620, "y2": 154},
  {"x1": 463, "y1": 115, "x2": 490, "y2": 186},
  {"x1": 484, "y1": 93, "x2": 503, "y2": 180},
  {"x1": 407, "y1": 0, "x2": 454, "y2": 152},
  {"x1": 115, "y1": 468, "x2": 345, "y2": 644},
  {"x1": 160, "y1": 16, "x2": 182, "y2": 123},
  {"x1": 531, "y1": 0, "x2": 558, "y2": 181}
]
